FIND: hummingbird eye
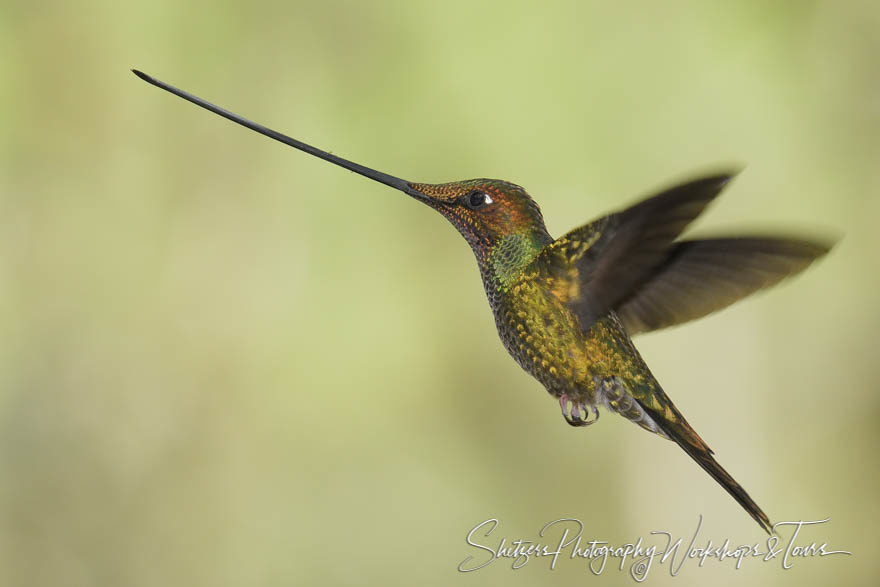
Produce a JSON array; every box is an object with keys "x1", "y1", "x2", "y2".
[{"x1": 463, "y1": 190, "x2": 493, "y2": 210}]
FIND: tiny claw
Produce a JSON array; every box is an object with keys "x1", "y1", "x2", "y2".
[
  {"x1": 559, "y1": 394, "x2": 573, "y2": 423},
  {"x1": 559, "y1": 394, "x2": 599, "y2": 427}
]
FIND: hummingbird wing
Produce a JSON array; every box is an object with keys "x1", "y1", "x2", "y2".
[
  {"x1": 615, "y1": 237, "x2": 831, "y2": 334},
  {"x1": 536, "y1": 173, "x2": 735, "y2": 330}
]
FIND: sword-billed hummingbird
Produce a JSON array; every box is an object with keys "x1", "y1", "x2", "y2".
[{"x1": 134, "y1": 69, "x2": 832, "y2": 534}]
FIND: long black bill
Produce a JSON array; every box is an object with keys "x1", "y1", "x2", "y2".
[{"x1": 132, "y1": 69, "x2": 429, "y2": 201}]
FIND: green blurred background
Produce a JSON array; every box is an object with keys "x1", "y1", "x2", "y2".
[{"x1": 1, "y1": 0, "x2": 877, "y2": 585}]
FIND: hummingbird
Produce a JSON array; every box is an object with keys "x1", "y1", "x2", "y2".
[{"x1": 134, "y1": 69, "x2": 831, "y2": 534}]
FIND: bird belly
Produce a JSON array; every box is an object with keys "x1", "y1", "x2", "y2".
[
  {"x1": 491, "y1": 279, "x2": 595, "y2": 399},
  {"x1": 493, "y1": 282, "x2": 668, "y2": 437}
]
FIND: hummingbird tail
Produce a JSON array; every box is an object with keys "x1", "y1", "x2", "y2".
[
  {"x1": 660, "y1": 416, "x2": 773, "y2": 534},
  {"x1": 594, "y1": 317, "x2": 773, "y2": 534}
]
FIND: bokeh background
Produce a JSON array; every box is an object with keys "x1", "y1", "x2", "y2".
[{"x1": 1, "y1": 1, "x2": 878, "y2": 585}]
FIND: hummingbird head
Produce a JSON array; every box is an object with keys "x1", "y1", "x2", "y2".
[
  {"x1": 131, "y1": 70, "x2": 552, "y2": 266},
  {"x1": 407, "y1": 179, "x2": 550, "y2": 254}
]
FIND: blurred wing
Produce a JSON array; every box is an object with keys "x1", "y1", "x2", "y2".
[
  {"x1": 537, "y1": 173, "x2": 736, "y2": 330},
  {"x1": 616, "y1": 237, "x2": 832, "y2": 334}
]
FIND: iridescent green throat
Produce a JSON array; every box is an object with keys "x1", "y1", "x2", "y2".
[{"x1": 488, "y1": 230, "x2": 553, "y2": 288}]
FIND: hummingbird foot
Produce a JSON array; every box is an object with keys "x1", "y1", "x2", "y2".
[{"x1": 559, "y1": 394, "x2": 599, "y2": 427}]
